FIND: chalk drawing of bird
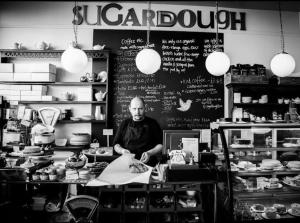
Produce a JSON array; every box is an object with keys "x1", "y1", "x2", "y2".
[{"x1": 177, "y1": 98, "x2": 192, "y2": 112}]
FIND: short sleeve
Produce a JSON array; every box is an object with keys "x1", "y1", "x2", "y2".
[{"x1": 113, "y1": 120, "x2": 127, "y2": 146}]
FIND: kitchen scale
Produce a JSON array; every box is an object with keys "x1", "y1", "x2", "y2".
[{"x1": 65, "y1": 195, "x2": 99, "y2": 223}]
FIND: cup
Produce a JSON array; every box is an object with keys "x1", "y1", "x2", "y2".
[
  {"x1": 284, "y1": 99, "x2": 290, "y2": 104},
  {"x1": 278, "y1": 98, "x2": 283, "y2": 104},
  {"x1": 265, "y1": 207, "x2": 277, "y2": 219},
  {"x1": 62, "y1": 92, "x2": 73, "y2": 101}
]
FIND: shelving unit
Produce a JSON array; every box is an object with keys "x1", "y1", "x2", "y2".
[
  {"x1": 225, "y1": 75, "x2": 300, "y2": 120},
  {"x1": 0, "y1": 180, "x2": 218, "y2": 223},
  {"x1": 0, "y1": 49, "x2": 111, "y2": 146},
  {"x1": 211, "y1": 122, "x2": 300, "y2": 222}
]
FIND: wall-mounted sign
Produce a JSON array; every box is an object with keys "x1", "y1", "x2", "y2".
[{"x1": 74, "y1": 3, "x2": 246, "y2": 30}]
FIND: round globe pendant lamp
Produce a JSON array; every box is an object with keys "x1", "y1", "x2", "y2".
[
  {"x1": 205, "y1": 1, "x2": 230, "y2": 76},
  {"x1": 61, "y1": 1, "x2": 88, "y2": 74},
  {"x1": 270, "y1": 1, "x2": 295, "y2": 77},
  {"x1": 135, "y1": 1, "x2": 161, "y2": 75}
]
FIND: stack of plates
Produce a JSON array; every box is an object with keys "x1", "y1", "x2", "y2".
[{"x1": 69, "y1": 133, "x2": 90, "y2": 146}]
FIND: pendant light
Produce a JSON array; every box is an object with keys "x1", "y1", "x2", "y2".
[
  {"x1": 270, "y1": 1, "x2": 295, "y2": 77},
  {"x1": 205, "y1": 1, "x2": 230, "y2": 76},
  {"x1": 61, "y1": 1, "x2": 88, "y2": 74},
  {"x1": 135, "y1": 1, "x2": 161, "y2": 75}
]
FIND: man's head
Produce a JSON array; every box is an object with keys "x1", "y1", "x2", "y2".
[{"x1": 129, "y1": 97, "x2": 145, "y2": 121}]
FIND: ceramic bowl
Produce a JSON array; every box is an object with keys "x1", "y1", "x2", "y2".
[{"x1": 242, "y1": 97, "x2": 252, "y2": 103}]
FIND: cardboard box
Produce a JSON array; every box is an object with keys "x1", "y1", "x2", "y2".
[
  {"x1": 32, "y1": 85, "x2": 47, "y2": 91},
  {"x1": 0, "y1": 84, "x2": 11, "y2": 90},
  {"x1": 41, "y1": 95, "x2": 56, "y2": 101},
  {"x1": 0, "y1": 63, "x2": 14, "y2": 72},
  {"x1": 0, "y1": 89, "x2": 11, "y2": 95},
  {"x1": 77, "y1": 88, "x2": 92, "y2": 101},
  {"x1": 0, "y1": 72, "x2": 14, "y2": 81},
  {"x1": 14, "y1": 63, "x2": 56, "y2": 73},
  {"x1": 8, "y1": 90, "x2": 21, "y2": 96},
  {"x1": 10, "y1": 85, "x2": 31, "y2": 90},
  {"x1": 4, "y1": 95, "x2": 20, "y2": 101},
  {"x1": 31, "y1": 73, "x2": 56, "y2": 82},
  {"x1": 13, "y1": 73, "x2": 31, "y2": 81},
  {"x1": 21, "y1": 90, "x2": 47, "y2": 96},
  {"x1": 20, "y1": 95, "x2": 41, "y2": 101}
]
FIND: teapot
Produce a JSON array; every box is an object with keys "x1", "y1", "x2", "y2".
[
  {"x1": 35, "y1": 41, "x2": 51, "y2": 50},
  {"x1": 92, "y1": 44, "x2": 105, "y2": 50},
  {"x1": 95, "y1": 90, "x2": 107, "y2": 101}
]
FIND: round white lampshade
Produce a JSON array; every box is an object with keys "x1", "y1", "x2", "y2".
[
  {"x1": 205, "y1": 51, "x2": 230, "y2": 76},
  {"x1": 61, "y1": 46, "x2": 88, "y2": 73},
  {"x1": 270, "y1": 52, "x2": 296, "y2": 77},
  {"x1": 136, "y1": 48, "x2": 161, "y2": 74}
]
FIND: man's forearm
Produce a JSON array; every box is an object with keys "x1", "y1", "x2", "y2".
[
  {"x1": 114, "y1": 144, "x2": 125, "y2": 154},
  {"x1": 147, "y1": 144, "x2": 163, "y2": 156}
]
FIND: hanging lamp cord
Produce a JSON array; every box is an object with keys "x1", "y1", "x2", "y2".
[
  {"x1": 215, "y1": 1, "x2": 219, "y2": 51},
  {"x1": 146, "y1": 1, "x2": 151, "y2": 47},
  {"x1": 278, "y1": 1, "x2": 285, "y2": 53},
  {"x1": 73, "y1": 1, "x2": 78, "y2": 47}
]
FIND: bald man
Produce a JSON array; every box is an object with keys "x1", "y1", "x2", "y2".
[{"x1": 113, "y1": 97, "x2": 163, "y2": 166}]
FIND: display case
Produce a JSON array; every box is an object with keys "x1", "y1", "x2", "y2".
[{"x1": 211, "y1": 122, "x2": 300, "y2": 222}]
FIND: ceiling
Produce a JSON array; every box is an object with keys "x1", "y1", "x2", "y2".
[{"x1": 151, "y1": 1, "x2": 300, "y2": 12}]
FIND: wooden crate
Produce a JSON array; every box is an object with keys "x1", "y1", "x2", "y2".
[
  {"x1": 278, "y1": 77, "x2": 300, "y2": 85},
  {"x1": 225, "y1": 73, "x2": 268, "y2": 85}
]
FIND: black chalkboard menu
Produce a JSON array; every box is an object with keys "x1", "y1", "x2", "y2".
[{"x1": 93, "y1": 29, "x2": 224, "y2": 130}]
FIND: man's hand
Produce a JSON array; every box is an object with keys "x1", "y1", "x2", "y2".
[
  {"x1": 140, "y1": 152, "x2": 150, "y2": 163},
  {"x1": 121, "y1": 149, "x2": 130, "y2": 154}
]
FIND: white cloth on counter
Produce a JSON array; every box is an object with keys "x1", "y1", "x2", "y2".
[{"x1": 87, "y1": 154, "x2": 152, "y2": 186}]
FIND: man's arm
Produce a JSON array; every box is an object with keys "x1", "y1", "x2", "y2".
[
  {"x1": 114, "y1": 143, "x2": 130, "y2": 155},
  {"x1": 140, "y1": 143, "x2": 163, "y2": 163}
]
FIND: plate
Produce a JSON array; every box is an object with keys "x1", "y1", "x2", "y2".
[
  {"x1": 288, "y1": 209, "x2": 300, "y2": 217},
  {"x1": 250, "y1": 204, "x2": 266, "y2": 213},
  {"x1": 283, "y1": 143, "x2": 300, "y2": 148},
  {"x1": 269, "y1": 120, "x2": 285, "y2": 123},
  {"x1": 29, "y1": 155, "x2": 52, "y2": 159},
  {"x1": 265, "y1": 183, "x2": 283, "y2": 189},
  {"x1": 262, "y1": 213, "x2": 280, "y2": 219},
  {"x1": 282, "y1": 180, "x2": 300, "y2": 189},
  {"x1": 254, "y1": 120, "x2": 268, "y2": 123}
]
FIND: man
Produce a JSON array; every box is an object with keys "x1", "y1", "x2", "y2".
[{"x1": 113, "y1": 96, "x2": 163, "y2": 166}]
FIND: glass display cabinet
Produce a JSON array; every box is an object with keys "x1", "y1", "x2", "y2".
[{"x1": 210, "y1": 122, "x2": 300, "y2": 222}]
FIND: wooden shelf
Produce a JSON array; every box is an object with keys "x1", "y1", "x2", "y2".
[
  {"x1": 19, "y1": 101, "x2": 106, "y2": 104},
  {"x1": 234, "y1": 170, "x2": 300, "y2": 177},
  {"x1": 0, "y1": 49, "x2": 109, "y2": 59},
  {"x1": 57, "y1": 120, "x2": 106, "y2": 124},
  {"x1": 233, "y1": 103, "x2": 290, "y2": 107},
  {"x1": 229, "y1": 146, "x2": 300, "y2": 152},
  {"x1": 0, "y1": 81, "x2": 107, "y2": 86},
  {"x1": 52, "y1": 145, "x2": 88, "y2": 150}
]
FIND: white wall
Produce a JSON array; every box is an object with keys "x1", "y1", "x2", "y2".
[{"x1": 0, "y1": 1, "x2": 300, "y2": 136}]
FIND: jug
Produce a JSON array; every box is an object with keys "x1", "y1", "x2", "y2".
[
  {"x1": 35, "y1": 41, "x2": 51, "y2": 50},
  {"x1": 95, "y1": 91, "x2": 107, "y2": 101},
  {"x1": 95, "y1": 106, "x2": 105, "y2": 120}
]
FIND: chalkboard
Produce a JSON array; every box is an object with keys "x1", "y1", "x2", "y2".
[{"x1": 93, "y1": 29, "x2": 224, "y2": 130}]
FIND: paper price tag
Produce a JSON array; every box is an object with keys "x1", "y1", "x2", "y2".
[{"x1": 103, "y1": 129, "x2": 113, "y2": 136}]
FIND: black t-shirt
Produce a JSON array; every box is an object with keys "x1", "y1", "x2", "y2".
[{"x1": 113, "y1": 116, "x2": 163, "y2": 162}]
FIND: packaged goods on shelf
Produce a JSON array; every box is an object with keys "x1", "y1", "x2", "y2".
[
  {"x1": 11, "y1": 85, "x2": 31, "y2": 90},
  {"x1": 0, "y1": 63, "x2": 14, "y2": 72},
  {"x1": 0, "y1": 72, "x2": 14, "y2": 81},
  {"x1": 14, "y1": 63, "x2": 56, "y2": 73}
]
